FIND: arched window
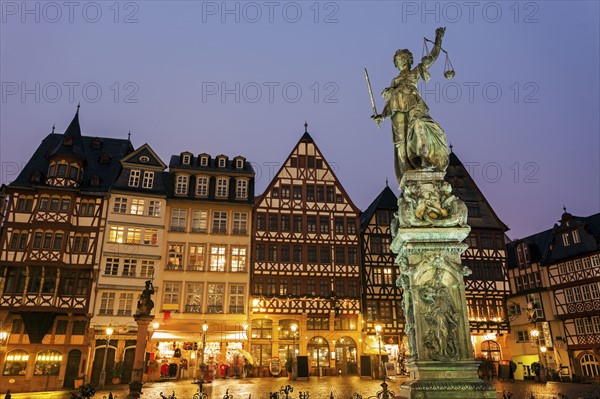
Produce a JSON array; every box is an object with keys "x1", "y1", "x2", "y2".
[
  {"x1": 581, "y1": 353, "x2": 600, "y2": 377},
  {"x1": 308, "y1": 336, "x2": 329, "y2": 367},
  {"x1": 3, "y1": 349, "x2": 29, "y2": 376},
  {"x1": 480, "y1": 340, "x2": 501, "y2": 362},
  {"x1": 34, "y1": 350, "x2": 62, "y2": 376}
]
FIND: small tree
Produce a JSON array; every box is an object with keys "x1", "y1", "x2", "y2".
[{"x1": 112, "y1": 361, "x2": 124, "y2": 381}]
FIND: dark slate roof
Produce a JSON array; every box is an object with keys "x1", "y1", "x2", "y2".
[
  {"x1": 360, "y1": 185, "x2": 397, "y2": 229},
  {"x1": 506, "y1": 228, "x2": 553, "y2": 269},
  {"x1": 506, "y1": 211, "x2": 600, "y2": 268},
  {"x1": 11, "y1": 132, "x2": 133, "y2": 192},
  {"x1": 445, "y1": 151, "x2": 508, "y2": 231},
  {"x1": 168, "y1": 155, "x2": 255, "y2": 175},
  {"x1": 49, "y1": 108, "x2": 86, "y2": 160}
]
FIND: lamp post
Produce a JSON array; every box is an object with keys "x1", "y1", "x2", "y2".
[
  {"x1": 201, "y1": 322, "x2": 208, "y2": 364},
  {"x1": 99, "y1": 326, "x2": 114, "y2": 389},
  {"x1": 290, "y1": 323, "x2": 298, "y2": 381},
  {"x1": 374, "y1": 324, "x2": 384, "y2": 382}
]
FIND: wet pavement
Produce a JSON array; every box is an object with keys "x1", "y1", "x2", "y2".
[{"x1": 6, "y1": 376, "x2": 600, "y2": 399}]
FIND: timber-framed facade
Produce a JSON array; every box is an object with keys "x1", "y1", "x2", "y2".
[
  {"x1": 0, "y1": 109, "x2": 133, "y2": 392},
  {"x1": 250, "y1": 125, "x2": 362, "y2": 376}
]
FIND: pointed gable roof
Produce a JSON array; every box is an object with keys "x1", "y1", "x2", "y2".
[
  {"x1": 120, "y1": 143, "x2": 167, "y2": 170},
  {"x1": 360, "y1": 185, "x2": 397, "y2": 229},
  {"x1": 445, "y1": 150, "x2": 508, "y2": 231},
  {"x1": 49, "y1": 106, "x2": 86, "y2": 161},
  {"x1": 255, "y1": 123, "x2": 360, "y2": 214}
]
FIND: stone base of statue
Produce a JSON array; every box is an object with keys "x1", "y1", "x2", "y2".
[
  {"x1": 126, "y1": 314, "x2": 154, "y2": 399},
  {"x1": 391, "y1": 171, "x2": 496, "y2": 399},
  {"x1": 399, "y1": 361, "x2": 496, "y2": 398}
]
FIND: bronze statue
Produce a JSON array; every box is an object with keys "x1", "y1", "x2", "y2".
[
  {"x1": 136, "y1": 280, "x2": 155, "y2": 315},
  {"x1": 370, "y1": 27, "x2": 450, "y2": 183}
]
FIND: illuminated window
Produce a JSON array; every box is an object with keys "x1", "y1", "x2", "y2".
[
  {"x1": 209, "y1": 245, "x2": 227, "y2": 272},
  {"x1": 230, "y1": 246, "x2": 247, "y2": 272},
  {"x1": 130, "y1": 199, "x2": 145, "y2": 215},
  {"x1": 188, "y1": 245, "x2": 205, "y2": 271},
  {"x1": 3, "y1": 350, "x2": 29, "y2": 376},
  {"x1": 207, "y1": 283, "x2": 224, "y2": 313},
  {"x1": 34, "y1": 350, "x2": 62, "y2": 376}
]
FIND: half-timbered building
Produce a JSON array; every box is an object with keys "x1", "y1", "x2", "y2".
[
  {"x1": 507, "y1": 210, "x2": 600, "y2": 381},
  {"x1": 0, "y1": 109, "x2": 133, "y2": 392},
  {"x1": 360, "y1": 185, "x2": 404, "y2": 369},
  {"x1": 88, "y1": 143, "x2": 168, "y2": 386},
  {"x1": 250, "y1": 125, "x2": 362, "y2": 377},
  {"x1": 445, "y1": 151, "x2": 511, "y2": 362},
  {"x1": 360, "y1": 150, "x2": 511, "y2": 376}
]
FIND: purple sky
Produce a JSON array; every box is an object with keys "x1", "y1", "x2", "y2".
[{"x1": 1, "y1": 1, "x2": 599, "y2": 240}]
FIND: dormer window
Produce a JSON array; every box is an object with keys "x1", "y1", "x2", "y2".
[
  {"x1": 176, "y1": 175, "x2": 189, "y2": 195},
  {"x1": 49, "y1": 164, "x2": 56, "y2": 177},
  {"x1": 63, "y1": 136, "x2": 73, "y2": 146},
  {"x1": 218, "y1": 158, "x2": 227, "y2": 168},
  {"x1": 216, "y1": 177, "x2": 229, "y2": 198},
  {"x1": 31, "y1": 171, "x2": 41, "y2": 183},
  {"x1": 562, "y1": 233, "x2": 570, "y2": 247},
  {"x1": 90, "y1": 176, "x2": 100, "y2": 186},
  {"x1": 182, "y1": 153, "x2": 191, "y2": 165},
  {"x1": 516, "y1": 242, "x2": 530, "y2": 268},
  {"x1": 572, "y1": 229, "x2": 581, "y2": 244},
  {"x1": 129, "y1": 170, "x2": 141, "y2": 187},
  {"x1": 57, "y1": 164, "x2": 67, "y2": 177},
  {"x1": 91, "y1": 138, "x2": 102, "y2": 149},
  {"x1": 69, "y1": 166, "x2": 79, "y2": 180},
  {"x1": 100, "y1": 153, "x2": 111, "y2": 164},
  {"x1": 236, "y1": 179, "x2": 248, "y2": 199},
  {"x1": 199, "y1": 156, "x2": 209, "y2": 167},
  {"x1": 142, "y1": 171, "x2": 154, "y2": 189},
  {"x1": 235, "y1": 157, "x2": 245, "y2": 169}
]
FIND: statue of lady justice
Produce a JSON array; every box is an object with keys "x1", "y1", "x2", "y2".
[{"x1": 368, "y1": 27, "x2": 451, "y2": 184}]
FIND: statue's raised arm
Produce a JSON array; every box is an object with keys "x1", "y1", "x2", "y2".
[{"x1": 420, "y1": 27, "x2": 445, "y2": 69}]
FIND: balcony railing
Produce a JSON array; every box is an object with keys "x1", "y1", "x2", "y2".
[
  {"x1": 184, "y1": 304, "x2": 202, "y2": 313},
  {"x1": 212, "y1": 228, "x2": 228, "y2": 235},
  {"x1": 191, "y1": 227, "x2": 208, "y2": 234},
  {"x1": 187, "y1": 265, "x2": 205, "y2": 272},
  {"x1": 169, "y1": 226, "x2": 186, "y2": 232},
  {"x1": 165, "y1": 263, "x2": 183, "y2": 271},
  {"x1": 232, "y1": 228, "x2": 247, "y2": 235}
]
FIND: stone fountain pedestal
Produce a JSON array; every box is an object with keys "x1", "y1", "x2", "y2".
[{"x1": 391, "y1": 171, "x2": 496, "y2": 399}]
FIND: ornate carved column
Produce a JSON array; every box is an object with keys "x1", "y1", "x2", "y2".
[{"x1": 392, "y1": 171, "x2": 496, "y2": 399}]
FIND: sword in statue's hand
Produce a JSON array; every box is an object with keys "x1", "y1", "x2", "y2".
[{"x1": 364, "y1": 67, "x2": 380, "y2": 129}]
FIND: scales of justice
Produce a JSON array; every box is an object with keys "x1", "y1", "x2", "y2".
[{"x1": 365, "y1": 28, "x2": 497, "y2": 399}]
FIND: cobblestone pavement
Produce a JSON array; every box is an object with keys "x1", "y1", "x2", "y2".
[{"x1": 7, "y1": 377, "x2": 600, "y2": 399}]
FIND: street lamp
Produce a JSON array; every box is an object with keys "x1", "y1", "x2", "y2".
[
  {"x1": 290, "y1": 323, "x2": 298, "y2": 381},
  {"x1": 201, "y1": 322, "x2": 208, "y2": 365},
  {"x1": 99, "y1": 326, "x2": 114, "y2": 389},
  {"x1": 374, "y1": 324, "x2": 384, "y2": 382}
]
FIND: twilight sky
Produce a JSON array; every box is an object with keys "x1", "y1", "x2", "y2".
[{"x1": 1, "y1": 1, "x2": 599, "y2": 240}]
